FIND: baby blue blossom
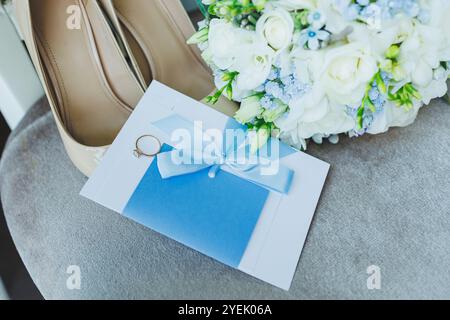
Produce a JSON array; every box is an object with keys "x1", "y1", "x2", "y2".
[
  {"x1": 264, "y1": 81, "x2": 284, "y2": 100},
  {"x1": 299, "y1": 27, "x2": 330, "y2": 50},
  {"x1": 307, "y1": 10, "x2": 327, "y2": 29},
  {"x1": 369, "y1": 87, "x2": 380, "y2": 101},
  {"x1": 337, "y1": 0, "x2": 423, "y2": 23},
  {"x1": 267, "y1": 67, "x2": 280, "y2": 81},
  {"x1": 376, "y1": 0, "x2": 421, "y2": 18},
  {"x1": 260, "y1": 67, "x2": 311, "y2": 116},
  {"x1": 346, "y1": 70, "x2": 391, "y2": 135},
  {"x1": 360, "y1": 3, "x2": 382, "y2": 25},
  {"x1": 260, "y1": 95, "x2": 278, "y2": 110}
]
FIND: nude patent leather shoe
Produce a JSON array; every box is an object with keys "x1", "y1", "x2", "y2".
[
  {"x1": 99, "y1": 0, "x2": 239, "y2": 117},
  {"x1": 14, "y1": 0, "x2": 144, "y2": 177}
]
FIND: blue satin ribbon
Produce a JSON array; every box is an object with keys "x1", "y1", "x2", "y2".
[{"x1": 152, "y1": 115, "x2": 294, "y2": 194}]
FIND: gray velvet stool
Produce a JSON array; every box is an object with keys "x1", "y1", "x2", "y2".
[{"x1": 1, "y1": 97, "x2": 450, "y2": 299}]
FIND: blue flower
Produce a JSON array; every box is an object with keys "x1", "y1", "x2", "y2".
[
  {"x1": 346, "y1": 70, "x2": 391, "y2": 136},
  {"x1": 337, "y1": 0, "x2": 423, "y2": 23},
  {"x1": 261, "y1": 68, "x2": 310, "y2": 111},
  {"x1": 356, "y1": 0, "x2": 370, "y2": 5},
  {"x1": 264, "y1": 81, "x2": 284, "y2": 100},
  {"x1": 369, "y1": 87, "x2": 380, "y2": 101},
  {"x1": 307, "y1": 10, "x2": 327, "y2": 30},
  {"x1": 267, "y1": 67, "x2": 280, "y2": 81},
  {"x1": 373, "y1": 0, "x2": 421, "y2": 18},
  {"x1": 260, "y1": 95, "x2": 278, "y2": 110},
  {"x1": 299, "y1": 27, "x2": 330, "y2": 50}
]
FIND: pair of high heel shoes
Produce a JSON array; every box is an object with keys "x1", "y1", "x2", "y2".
[{"x1": 14, "y1": 0, "x2": 237, "y2": 176}]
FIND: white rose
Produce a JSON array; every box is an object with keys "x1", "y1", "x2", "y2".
[
  {"x1": 235, "y1": 95, "x2": 263, "y2": 123},
  {"x1": 275, "y1": 0, "x2": 317, "y2": 10},
  {"x1": 256, "y1": 8, "x2": 294, "y2": 51},
  {"x1": 276, "y1": 85, "x2": 355, "y2": 139},
  {"x1": 233, "y1": 41, "x2": 275, "y2": 92},
  {"x1": 320, "y1": 42, "x2": 378, "y2": 105},
  {"x1": 207, "y1": 19, "x2": 254, "y2": 70}
]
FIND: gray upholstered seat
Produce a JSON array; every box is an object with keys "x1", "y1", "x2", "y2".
[{"x1": 1, "y1": 97, "x2": 450, "y2": 299}]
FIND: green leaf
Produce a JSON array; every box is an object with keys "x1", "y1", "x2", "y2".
[
  {"x1": 356, "y1": 106, "x2": 365, "y2": 129},
  {"x1": 375, "y1": 72, "x2": 387, "y2": 95},
  {"x1": 196, "y1": 0, "x2": 210, "y2": 19},
  {"x1": 226, "y1": 84, "x2": 233, "y2": 99},
  {"x1": 208, "y1": 4, "x2": 217, "y2": 16},
  {"x1": 187, "y1": 28, "x2": 209, "y2": 45},
  {"x1": 405, "y1": 84, "x2": 422, "y2": 100}
]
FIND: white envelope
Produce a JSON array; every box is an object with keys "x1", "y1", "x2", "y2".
[{"x1": 81, "y1": 81, "x2": 330, "y2": 290}]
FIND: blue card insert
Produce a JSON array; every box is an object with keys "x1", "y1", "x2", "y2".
[{"x1": 123, "y1": 145, "x2": 269, "y2": 267}]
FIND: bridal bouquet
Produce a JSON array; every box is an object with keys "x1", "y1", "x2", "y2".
[{"x1": 189, "y1": 0, "x2": 450, "y2": 149}]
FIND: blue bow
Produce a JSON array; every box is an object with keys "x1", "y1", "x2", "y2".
[{"x1": 152, "y1": 115, "x2": 294, "y2": 194}]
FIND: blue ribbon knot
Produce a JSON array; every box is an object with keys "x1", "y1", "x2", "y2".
[{"x1": 152, "y1": 115, "x2": 294, "y2": 194}]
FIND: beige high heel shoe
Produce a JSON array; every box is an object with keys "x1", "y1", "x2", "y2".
[
  {"x1": 99, "y1": 0, "x2": 239, "y2": 117},
  {"x1": 14, "y1": 0, "x2": 144, "y2": 177}
]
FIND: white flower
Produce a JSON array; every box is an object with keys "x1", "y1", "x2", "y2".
[
  {"x1": 276, "y1": 85, "x2": 354, "y2": 140},
  {"x1": 262, "y1": 101, "x2": 288, "y2": 122},
  {"x1": 291, "y1": 47, "x2": 325, "y2": 84},
  {"x1": 214, "y1": 71, "x2": 251, "y2": 102},
  {"x1": 194, "y1": 0, "x2": 450, "y2": 146},
  {"x1": 206, "y1": 19, "x2": 253, "y2": 70},
  {"x1": 348, "y1": 20, "x2": 405, "y2": 57},
  {"x1": 274, "y1": 49, "x2": 295, "y2": 78},
  {"x1": 235, "y1": 95, "x2": 263, "y2": 123},
  {"x1": 418, "y1": 0, "x2": 450, "y2": 62},
  {"x1": 233, "y1": 41, "x2": 275, "y2": 92},
  {"x1": 418, "y1": 77, "x2": 449, "y2": 105},
  {"x1": 249, "y1": 127, "x2": 271, "y2": 154},
  {"x1": 274, "y1": 0, "x2": 318, "y2": 10},
  {"x1": 320, "y1": 42, "x2": 378, "y2": 105},
  {"x1": 381, "y1": 17, "x2": 415, "y2": 44},
  {"x1": 419, "y1": 0, "x2": 448, "y2": 28},
  {"x1": 367, "y1": 100, "x2": 423, "y2": 134},
  {"x1": 316, "y1": 0, "x2": 353, "y2": 34},
  {"x1": 398, "y1": 22, "x2": 449, "y2": 99},
  {"x1": 207, "y1": 19, "x2": 275, "y2": 93},
  {"x1": 256, "y1": 8, "x2": 294, "y2": 52}
]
